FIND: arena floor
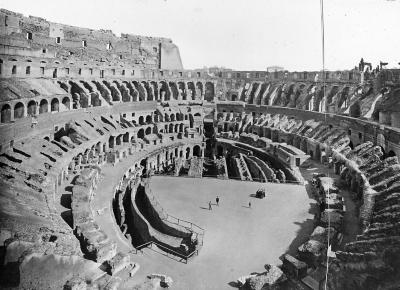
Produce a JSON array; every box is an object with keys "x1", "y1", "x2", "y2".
[{"x1": 130, "y1": 177, "x2": 316, "y2": 290}]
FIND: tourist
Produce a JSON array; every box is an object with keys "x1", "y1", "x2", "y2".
[
  {"x1": 209, "y1": 201, "x2": 212, "y2": 210},
  {"x1": 216, "y1": 196, "x2": 219, "y2": 206},
  {"x1": 249, "y1": 201, "x2": 251, "y2": 208}
]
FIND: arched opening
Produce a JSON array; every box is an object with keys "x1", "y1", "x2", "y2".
[
  {"x1": 186, "y1": 147, "x2": 190, "y2": 159},
  {"x1": 349, "y1": 102, "x2": 361, "y2": 118},
  {"x1": 231, "y1": 94, "x2": 238, "y2": 102},
  {"x1": 196, "y1": 82, "x2": 203, "y2": 98},
  {"x1": 27, "y1": 100, "x2": 37, "y2": 116},
  {"x1": 108, "y1": 136, "x2": 115, "y2": 148},
  {"x1": 170, "y1": 114, "x2": 175, "y2": 122},
  {"x1": 205, "y1": 82, "x2": 215, "y2": 102},
  {"x1": 51, "y1": 98, "x2": 59, "y2": 112},
  {"x1": 1, "y1": 104, "x2": 11, "y2": 123},
  {"x1": 140, "y1": 158, "x2": 147, "y2": 175},
  {"x1": 187, "y1": 82, "x2": 196, "y2": 100},
  {"x1": 145, "y1": 115, "x2": 152, "y2": 124},
  {"x1": 138, "y1": 116, "x2": 144, "y2": 125},
  {"x1": 193, "y1": 145, "x2": 201, "y2": 157},
  {"x1": 123, "y1": 132, "x2": 129, "y2": 143},
  {"x1": 145, "y1": 127, "x2": 151, "y2": 135},
  {"x1": 62, "y1": 97, "x2": 71, "y2": 110},
  {"x1": 387, "y1": 150, "x2": 396, "y2": 158},
  {"x1": 39, "y1": 99, "x2": 49, "y2": 114},
  {"x1": 169, "y1": 123, "x2": 174, "y2": 133},
  {"x1": 189, "y1": 114, "x2": 194, "y2": 128},
  {"x1": 116, "y1": 135, "x2": 122, "y2": 146},
  {"x1": 14, "y1": 102, "x2": 25, "y2": 119},
  {"x1": 137, "y1": 128, "x2": 145, "y2": 139}
]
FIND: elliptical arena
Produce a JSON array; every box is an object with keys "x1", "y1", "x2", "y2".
[{"x1": 0, "y1": 9, "x2": 400, "y2": 290}]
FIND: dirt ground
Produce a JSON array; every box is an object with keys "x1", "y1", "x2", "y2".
[{"x1": 127, "y1": 177, "x2": 316, "y2": 290}]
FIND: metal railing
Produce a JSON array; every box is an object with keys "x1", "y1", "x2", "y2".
[
  {"x1": 144, "y1": 186, "x2": 205, "y2": 246},
  {"x1": 132, "y1": 240, "x2": 200, "y2": 264}
]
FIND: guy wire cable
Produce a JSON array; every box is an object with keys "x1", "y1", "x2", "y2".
[{"x1": 319, "y1": 0, "x2": 331, "y2": 289}]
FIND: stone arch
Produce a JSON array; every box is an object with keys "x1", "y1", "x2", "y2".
[
  {"x1": 159, "y1": 81, "x2": 170, "y2": 101},
  {"x1": 150, "y1": 81, "x2": 159, "y2": 100},
  {"x1": 178, "y1": 82, "x2": 186, "y2": 100},
  {"x1": 114, "y1": 81, "x2": 131, "y2": 102},
  {"x1": 142, "y1": 81, "x2": 153, "y2": 101},
  {"x1": 187, "y1": 82, "x2": 196, "y2": 100},
  {"x1": 92, "y1": 81, "x2": 112, "y2": 104},
  {"x1": 338, "y1": 87, "x2": 350, "y2": 108},
  {"x1": 1, "y1": 103, "x2": 11, "y2": 123},
  {"x1": 116, "y1": 134, "x2": 122, "y2": 146},
  {"x1": 62, "y1": 97, "x2": 71, "y2": 110},
  {"x1": 205, "y1": 82, "x2": 215, "y2": 102},
  {"x1": 27, "y1": 100, "x2": 37, "y2": 116},
  {"x1": 169, "y1": 82, "x2": 179, "y2": 100},
  {"x1": 314, "y1": 86, "x2": 326, "y2": 112},
  {"x1": 139, "y1": 116, "x2": 144, "y2": 125},
  {"x1": 145, "y1": 115, "x2": 152, "y2": 124},
  {"x1": 133, "y1": 81, "x2": 146, "y2": 101},
  {"x1": 327, "y1": 86, "x2": 339, "y2": 104},
  {"x1": 186, "y1": 147, "x2": 190, "y2": 159},
  {"x1": 14, "y1": 102, "x2": 25, "y2": 119},
  {"x1": 103, "y1": 81, "x2": 121, "y2": 102},
  {"x1": 349, "y1": 102, "x2": 361, "y2": 118},
  {"x1": 51, "y1": 98, "x2": 59, "y2": 112},
  {"x1": 193, "y1": 145, "x2": 201, "y2": 157},
  {"x1": 123, "y1": 132, "x2": 129, "y2": 143},
  {"x1": 196, "y1": 82, "x2": 203, "y2": 98},
  {"x1": 145, "y1": 127, "x2": 151, "y2": 135},
  {"x1": 69, "y1": 81, "x2": 88, "y2": 108},
  {"x1": 137, "y1": 128, "x2": 145, "y2": 139},
  {"x1": 108, "y1": 136, "x2": 115, "y2": 149},
  {"x1": 39, "y1": 99, "x2": 49, "y2": 114},
  {"x1": 189, "y1": 114, "x2": 194, "y2": 128}
]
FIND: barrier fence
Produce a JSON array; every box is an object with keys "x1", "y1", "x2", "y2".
[{"x1": 133, "y1": 240, "x2": 200, "y2": 264}]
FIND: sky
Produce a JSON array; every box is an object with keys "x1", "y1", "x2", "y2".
[{"x1": 1, "y1": 0, "x2": 399, "y2": 71}]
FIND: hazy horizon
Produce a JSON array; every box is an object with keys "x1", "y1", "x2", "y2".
[{"x1": 0, "y1": 0, "x2": 399, "y2": 71}]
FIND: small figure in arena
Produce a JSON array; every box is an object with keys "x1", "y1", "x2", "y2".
[
  {"x1": 209, "y1": 201, "x2": 212, "y2": 211},
  {"x1": 216, "y1": 196, "x2": 220, "y2": 206},
  {"x1": 249, "y1": 201, "x2": 252, "y2": 208}
]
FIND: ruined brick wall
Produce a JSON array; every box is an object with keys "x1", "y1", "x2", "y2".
[{"x1": 0, "y1": 9, "x2": 183, "y2": 70}]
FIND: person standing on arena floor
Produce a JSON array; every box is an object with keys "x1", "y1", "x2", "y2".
[
  {"x1": 216, "y1": 196, "x2": 220, "y2": 206},
  {"x1": 209, "y1": 201, "x2": 212, "y2": 210},
  {"x1": 249, "y1": 201, "x2": 251, "y2": 208}
]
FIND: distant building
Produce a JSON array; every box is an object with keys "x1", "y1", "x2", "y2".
[{"x1": 267, "y1": 66, "x2": 285, "y2": 72}]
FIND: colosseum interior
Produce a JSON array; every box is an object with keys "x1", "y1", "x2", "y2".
[{"x1": 0, "y1": 5, "x2": 400, "y2": 290}]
